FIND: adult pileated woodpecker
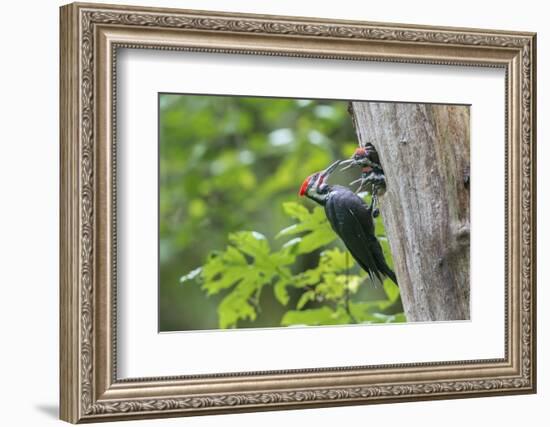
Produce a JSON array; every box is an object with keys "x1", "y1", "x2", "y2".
[{"x1": 299, "y1": 160, "x2": 398, "y2": 286}]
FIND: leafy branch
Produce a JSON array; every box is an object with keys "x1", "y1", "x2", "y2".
[{"x1": 180, "y1": 201, "x2": 404, "y2": 328}]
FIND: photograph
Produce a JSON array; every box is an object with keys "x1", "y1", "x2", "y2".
[
  {"x1": 159, "y1": 94, "x2": 470, "y2": 332},
  {"x1": 56, "y1": 2, "x2": 536, "y2": 422}
]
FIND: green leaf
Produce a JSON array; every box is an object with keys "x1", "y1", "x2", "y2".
[
  {"x1": 315, "y1": 274, "x2": 345, "y2": 300},
  {"x1": 383, "y1": 279, "x2": 400, "y2": 302},
  {"x1": 281, "y1": 307, "x2": 347, "y2": 326},
  {"x1": 320, "y1": 248, "x2": 355, "y2": 271},
  {"x1": 269, "y1": 249, "x2": 295, "y2": 267},
  {"x1": 218, "y1": 281, "x2": 257, "y2": 328},
  {"x1": 200, "y1": 231, "x2": 285, "y2": 327},
  {"x1": 229, "y1": 231, "x2": 270, "y2": 258},
  {"x1": 296, "y1": 290, "x2": 316, "y2": 309},
  {"x1": 277, "y1": 204, "x2": 337, "y2": 254},
  {"x1": 294, "y1": 267, "x2": 323, "y2": 288},
  {"x1": 281, "y1": 201, "x2": 310, "y2": 221},
  {"x1": 276, "y1": 224, "x2": 300, "y2": 237},
  {"x1": 273, "y1": 278, "x2": 290, "y2": 305},
  {"x1": 224, "y1": 246, "x2": 247, "y2": 264},
  {"x1": 201, "y1": 249, "x2": 248, "y2": 295},
  {"x1": 295, "y1": 227, "x2": 335, "y2": 254},
  {"x1": 203, "y1": 267, "x2": 246, "y2": 295},
  {"x1": 281, "y1": 237, "x2": 301, "y2": 249}
]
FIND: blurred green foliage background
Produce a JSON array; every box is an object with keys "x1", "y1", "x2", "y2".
[{"x1": 159, "y1": 94, "x2": 403, "y2": 331}]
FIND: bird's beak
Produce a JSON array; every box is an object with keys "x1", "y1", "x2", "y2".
[
  {"x1": 320, "y1": 160, "x2": 341, "y2": 179},
  {"x1": 339, "y1": 159, "x2": 355, "y2": 171}
]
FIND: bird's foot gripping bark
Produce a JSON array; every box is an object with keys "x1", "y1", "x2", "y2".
[{"x1": 370, "y1": 191, "x2": 380, "y2": 218}]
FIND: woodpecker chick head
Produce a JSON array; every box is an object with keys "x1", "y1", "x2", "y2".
[
  {"x1": 299, "y1": 160, "x2": 341, "y2": 204},
  {"x1": 341, "y1": 143, "x2": 379, "y2": 170},
  {"x1": 352, "y1": 146, "x2": 368, "y2": 161}
]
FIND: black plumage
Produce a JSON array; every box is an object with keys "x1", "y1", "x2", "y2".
[{"x1": 323, "y1": 185, "x2": 398, "y2": 286}]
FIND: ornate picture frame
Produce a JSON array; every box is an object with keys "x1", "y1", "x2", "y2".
[{"x1": 60, "y1": 2, "x2": 536, "y2": 423}]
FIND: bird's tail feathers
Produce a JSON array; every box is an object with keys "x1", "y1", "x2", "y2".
[
  {"x1": 363, "y1": 270, "x2": 384, "y2": 289},
  {"x1": 363, "y1": 268, "x2": 398, "y2": 288}
]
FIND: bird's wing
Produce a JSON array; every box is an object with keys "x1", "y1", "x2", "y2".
[
  {"x1": 345, "y1": 207, "x2": 385, "y2": 285},
  {"x1": 325, "y1": 191, "x2": 383, "y2": 284},
  {"x1": 326, "y1": 189, "x2": 397, "y2": 286},
  {"x1": 350, "y1": 201, "x2": 398, "y2": 286}
]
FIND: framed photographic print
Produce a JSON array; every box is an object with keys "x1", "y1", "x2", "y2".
[{"x1": 60, "y1": 2, "x2": 537, "y2": 423}]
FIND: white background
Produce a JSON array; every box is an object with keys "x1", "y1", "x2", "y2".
[
  {"x1": 0, "y1": 0, "x2": 546, "y2": 426},
  {"x1": 118, "y1": 50, "x2": 504, "y2": 377}
]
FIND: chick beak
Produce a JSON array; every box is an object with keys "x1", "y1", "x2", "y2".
[{"x1": 339, "y1": 159, "x2": 355, "y2": 171}]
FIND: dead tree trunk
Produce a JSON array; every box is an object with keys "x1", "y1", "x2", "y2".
[{"x1": 351, "y1": 102, "x2": 470, "y2": 321}]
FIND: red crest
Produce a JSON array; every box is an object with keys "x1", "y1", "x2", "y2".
[{"x1": 299, "y1": 177, "x2": 311, "y2": 196}]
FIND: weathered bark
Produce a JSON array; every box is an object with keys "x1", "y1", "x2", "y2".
[{"x1": 351, "y1": 102, "x2": 470, "y2": 321}]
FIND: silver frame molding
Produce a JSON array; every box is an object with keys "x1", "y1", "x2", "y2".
[{"x1": 60, "y1": 2, "x2": 536, "y2": 423}]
